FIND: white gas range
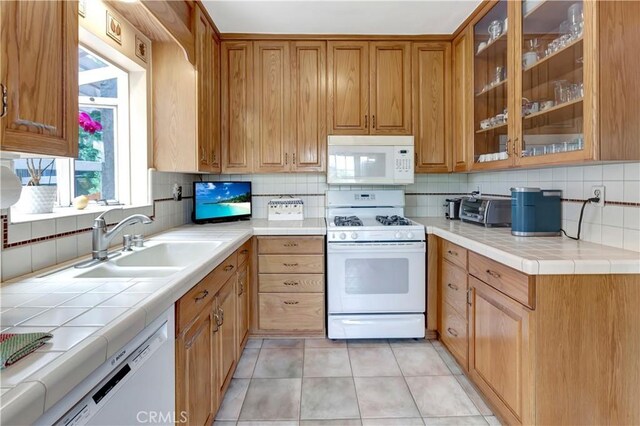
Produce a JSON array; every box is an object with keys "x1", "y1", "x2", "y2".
[{"x1": 326, "y1": 190, "x2": 426, "y2": 339}]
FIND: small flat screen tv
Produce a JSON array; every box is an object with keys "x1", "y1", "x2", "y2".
[{"x1": 192, "y1": 181, "x2": 252, "y2": 223}]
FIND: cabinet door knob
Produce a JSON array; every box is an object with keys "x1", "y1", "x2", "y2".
[
  {"x1": 0, "y1": 84, "x2": 7, "y2": 118},
  {"x1": 447, "y1": 327, "x2": 458, "y2": 337},
  {"x1": 447, "y1": 250, "x2": 458, "y2": 256},
  {"x1": 447, "y1": 283, "x2": 459, "y2": 291},
  {"x1": 240, "y1": 249, "x2": 249, "y2": 254}
]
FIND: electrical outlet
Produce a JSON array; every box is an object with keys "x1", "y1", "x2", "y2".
[{"x1": 591, "y1": 185, "x2": 605, "y2": 207}]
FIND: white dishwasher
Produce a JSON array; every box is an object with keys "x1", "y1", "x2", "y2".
[{"x1": 35, "y1": 307, "x2": 175, "y2": 426}]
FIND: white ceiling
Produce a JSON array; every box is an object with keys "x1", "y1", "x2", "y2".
[{"x1": 202, "y1": 1, "x2": 483, "y2": 35}]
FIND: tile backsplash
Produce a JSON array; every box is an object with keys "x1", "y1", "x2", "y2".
[
  {"x1": 2, "y1": 163, "x2": 639, "y2": 281},
  {"x1": 1, "y1": 171, "x2": 197, "y2": 281}
]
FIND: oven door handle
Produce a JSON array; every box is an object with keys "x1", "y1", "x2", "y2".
[{"x1": 327, "y1": 242, "x2": 425, "y2": 253}]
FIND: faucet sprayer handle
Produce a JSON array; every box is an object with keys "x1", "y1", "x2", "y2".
[{"x1": 94, "y1": 208, "x2": 119, "y2": 227}]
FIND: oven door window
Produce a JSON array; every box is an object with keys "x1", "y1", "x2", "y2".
[{"x1": 345, "y1": 258, "x2": 409, "y2": 294}]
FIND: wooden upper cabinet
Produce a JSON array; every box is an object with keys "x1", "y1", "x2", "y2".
[
  {"x1": 452, "y1": 28, "x2": 473, "y2": 172},
  {"x1": 0, "y1": 0, "x2": 78, "y2": 157},
  {"x1": 291, "y1": 41, "x2": 327, "y2": 172},
  {"x1": 253, "y1": 41, "x2": 291, "y2": 173},
  {"x1": 370, "y1": 41, "x2": 412, "y2": 135},
  {"x1": 222, "y1": 41, "x2": 254, "y2": 173},
  {"x1": 195, "y1": 8, "x2": 212, "y2": 172},
  {"x1": 412, "y1": 42, "x2": 451, "y2": 173},
  {"x1": 327, "y1": 41, "x2": 369, "y2": 134},
  {"x1": 210, "y1": 33, "x2": 221, "y2": 172}
]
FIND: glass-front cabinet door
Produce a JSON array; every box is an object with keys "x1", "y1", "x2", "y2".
[
  {"x1": 472, "y1": 0, "x2": 514, "y2": 169},
  {"x1": 515, "y1": 0, "x2": 595, "y2": 165}
]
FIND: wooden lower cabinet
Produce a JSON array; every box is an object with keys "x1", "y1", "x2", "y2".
[
  {"x1": 256, "y1": 236, "x2": 325, "y2": 335},
  {"x1": 175, "y1": 241, "x2": 250, "y2": 424},
  {"x1": 216, "y1": 275, "x2": 237, "y2": 396},
  {"x1": 236, "y1": 261, "x2": 250, "y2": 353},
  {"x1": 468, "y1": 277, "x2": 533, "y2": 425},
  {"x1": 175, "y1": 305, "x2": 216, "y2": 426},
  {"x1": 436, "y1": 236, "x2": 640, "y2": 425}
]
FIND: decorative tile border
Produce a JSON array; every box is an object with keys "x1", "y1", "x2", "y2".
[{"x1": 1, "y1": 197, "x2": 193, "y2": 250}]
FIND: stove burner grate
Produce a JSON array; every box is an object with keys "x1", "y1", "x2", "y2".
[
  {"x1": 334, "y1": 215, "x2": 363, "y2": 226},
  {"x1": 376, "y1": 215, "x2": 411, "y2": 226}
]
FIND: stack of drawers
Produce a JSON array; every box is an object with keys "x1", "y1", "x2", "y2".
[
  {"x1": 257, "y1": 236, "x2": 325, "y2": 333},
  {"x1": 439, "y1": 240, "x2": 469, "y2": 368}
]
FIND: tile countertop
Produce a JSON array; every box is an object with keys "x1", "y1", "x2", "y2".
[
  {"x1": 411, "y1": 217, "x2": 640, "y2": 275},
  {"x1": 0, "y1": 219, "x2": 325, "y2": 425},
  {"x1": 1, "y1": 216, "x2": 638, "y2": 423}
]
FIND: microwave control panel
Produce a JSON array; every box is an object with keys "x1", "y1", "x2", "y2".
[{"x1": 393, "y1": 147, "x2": 414, "y2": 183}]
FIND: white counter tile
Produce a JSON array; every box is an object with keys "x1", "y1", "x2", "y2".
[
  {"x1": 0, "y1": 307, "x2": 49, "y2": 327},
  {"x1": 64, "y1": 307, "x2": 129, "y2": 327},
  {"x1": 59, "y1": 293, "x2": 115, "y2": 307},
  {"x1": 35, "y1": 327, "x2": 101, "y2": 352},
  {"x1": 20, "y1": 308, "x2": 88, "y2": 327},
  {"x1": 19, "y1": 293, "x2": 82, "y2": 308},
  {"x1": 98, "y1": 292, "x2": 150, "y2": 308},
  {"x1": 0, "y1": 382, "x2": 47, "y2": 425},
  {"x1": 412, "y1": 217, "x2": 640, "y2": 275},
  {"x1": 0, "y1": 352, "x2": 63, "y2": 387}
]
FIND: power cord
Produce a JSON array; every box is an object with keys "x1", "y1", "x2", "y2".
[{"x1": 561, "y1": 195, "x2": 601, "y2": 240}]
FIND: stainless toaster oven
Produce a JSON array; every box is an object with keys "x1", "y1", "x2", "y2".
[{"x1": 459, "y1": 196, "x2": 511, "y2": 227}]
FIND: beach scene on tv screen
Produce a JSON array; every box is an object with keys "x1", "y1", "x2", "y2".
[{"x1": 195, "y1": 182, "x2": 251, "y2": 219}]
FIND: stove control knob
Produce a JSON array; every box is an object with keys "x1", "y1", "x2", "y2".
[
  {"x1": 339, "y1": 232, "x2": 347, "y2": 240},
  {"x1": 351, "y1": 232, "x2": 358, "y2": 240},
  {"x1": 407, "y1": 232, "x2": 414, "y2": 239},
  {"x1": 395, "y1": 232, "x2": 403, "y2": 239}
]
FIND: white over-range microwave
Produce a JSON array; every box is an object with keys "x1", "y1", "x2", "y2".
[{"x1": 327, "y1": 135, "x2": 415, "y2": 185}]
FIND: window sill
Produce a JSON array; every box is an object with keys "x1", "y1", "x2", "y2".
[{"x1": 9, "y1": 203, "x2": 153, "y2": 224}]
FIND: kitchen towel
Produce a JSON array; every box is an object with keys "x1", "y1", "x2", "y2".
[{"x1": 0, "y1": 332, "x2": 53, "y2": 369}]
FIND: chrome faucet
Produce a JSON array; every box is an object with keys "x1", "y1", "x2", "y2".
[{"x1": 92, "y1": 210, "x2": 153, "y2": 260}]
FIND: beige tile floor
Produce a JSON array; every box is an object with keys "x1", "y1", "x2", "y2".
[{"x1": 214, "y1": 338, "x2": 503, "y2": 426}]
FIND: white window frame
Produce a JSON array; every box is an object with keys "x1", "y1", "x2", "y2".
[{"x1": 56, "y1": 45, "x2": 131, "y2": 208}]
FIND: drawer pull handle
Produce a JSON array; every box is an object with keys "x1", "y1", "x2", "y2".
[
  {"x1": 447, "y1": 250, "x2": 458, "y2": 256},
  {"x1": 486, "y1": 269, "x2": 501, "y2": 278},
  {"x1": 283, "y1": 263, "x2": 299, "y2": 267},
  {"x1": 284, "y1": 281, "x2": 299, "y2": 286},
  {"x1": 224, "y1": 265, "x2": 235, "y2": 272},
  {"x1": 447, "y1": 283, "x2": 459, "y2": 291},
  {"x1": 284, "y1": 301, "x2": 299, "y2": 305},
  {"x1": 447, "y1": 327, "x2": 458, "y2": 337},
  {"x1": 467, "y1": 288, "x2": 472, "y2": 306},
  {"x1": 283, "y1": 242, "x2": 298, "y2": 247},
  {"x1": 194, "y1": 290, "x2": 209, "y2": 301},
  {"x1": 240, "y1": 249, "x2": 249, "y2": 254}
]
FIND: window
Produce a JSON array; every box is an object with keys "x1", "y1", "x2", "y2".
[{"x1": 13, "y1": 46, "x2": 132, "y2": 208}]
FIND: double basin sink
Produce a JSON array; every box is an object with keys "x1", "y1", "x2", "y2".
[{"x1": 71, "y1": 241, "x2": 224, "y2": 279}]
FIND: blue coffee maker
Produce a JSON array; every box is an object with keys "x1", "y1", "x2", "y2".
[{"x1": 511, "y1": 187, "x2": 562, "y2": 236}]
